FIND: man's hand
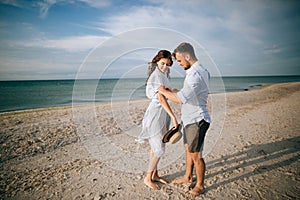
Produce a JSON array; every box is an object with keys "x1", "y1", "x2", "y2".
[
  {"x1": 158, "y1": 85, "x2": 182, "y2": 104},
  {"x1": 158, "y1": 85, "x2": 166, "y2": 93}
]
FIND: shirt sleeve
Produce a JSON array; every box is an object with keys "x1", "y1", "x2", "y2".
[
  {"x1": 146, "y1": 71, "x2": 165, "y2": 99},
  {"x1": 177, "y1": 72, "x2": 202, "y2": 104}
]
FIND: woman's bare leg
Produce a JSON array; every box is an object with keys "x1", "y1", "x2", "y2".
[
  {"x1": 144, "y1": 148, "x2": 160, "y2": 190},
  {"x1": 152, "y1": 169, "x2": 169, "y2": 184}
]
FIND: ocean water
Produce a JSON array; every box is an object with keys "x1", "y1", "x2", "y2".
[{"x1": 0, "y1": 76, "x2": 299, "y2": 113}]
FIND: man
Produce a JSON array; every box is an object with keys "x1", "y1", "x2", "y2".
[{"x1": 158, "y1": 42, "x2": 211, "y2": 198}]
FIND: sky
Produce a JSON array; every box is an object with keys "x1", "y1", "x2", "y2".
[{"x1": 0, "y1": 0, "x2": 300, "y2": 80}]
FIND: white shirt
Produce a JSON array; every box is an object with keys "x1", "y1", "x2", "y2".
[
  {"x1": 136, "y1": 67, "x2": 171, "y2": 147},
  {"x1": 177, "y1": 61, "x2": 211, "y2": 126},
  {"x1": 146, "y1": 67, "x2": 170, "y2": 100}
]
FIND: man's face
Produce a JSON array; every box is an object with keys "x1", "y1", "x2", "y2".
[{"x1": 175, "y1": 52, "x2": 191, "y2": 70}]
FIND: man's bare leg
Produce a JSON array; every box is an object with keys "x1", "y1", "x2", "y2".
[
  {"x1": 187, "y1": 152, "x2": 205, "y2": 197},
  {"x1": 172, "y1": 144, "x2": 193, "y2": 184}
]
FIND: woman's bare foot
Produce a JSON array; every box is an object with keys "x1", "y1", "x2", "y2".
[
  {"x1": 171, "y1": 176, "x2": 192, "y2": 184},
  {"x1": 144, "y1": 178, "x2": 160, "y2": 190},
  {"x1": 152, "y1": 174, "x2": 169, "y2": 184},
  {"x1": 151, "y1": 170, "x2": 169, "y2": 184}
]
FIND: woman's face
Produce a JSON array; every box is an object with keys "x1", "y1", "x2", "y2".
[{"x1": 157, "y1": 58, "x2": 171, "y2": 73}]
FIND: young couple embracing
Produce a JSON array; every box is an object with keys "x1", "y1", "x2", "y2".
[{"x1": 136, "y1": 42, "x2": 211, "y2": 198}]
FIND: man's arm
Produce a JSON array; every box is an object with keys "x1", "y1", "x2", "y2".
[{"x1": 158, "y1": 86, "x2": 182, "y2": 104}]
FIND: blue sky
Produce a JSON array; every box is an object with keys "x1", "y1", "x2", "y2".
[{"x1": 0, "y1": 0, "x2": 299, "y2": 80}]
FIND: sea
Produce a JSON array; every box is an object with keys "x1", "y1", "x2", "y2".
[{"x1": 0, "y1": 76, "x2": 299, "y2": 113}]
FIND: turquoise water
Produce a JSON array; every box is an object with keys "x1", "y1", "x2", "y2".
[{"x1": 0, "y1": 76, "x2": 299, "y2": 112}]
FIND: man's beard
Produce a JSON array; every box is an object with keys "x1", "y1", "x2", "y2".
[{"x1": 184, "y1": 63, "x2": 191, "y2": 70}]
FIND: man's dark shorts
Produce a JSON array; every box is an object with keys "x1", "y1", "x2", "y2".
[{"x1": 183, "y1": 119, "x2": 210, "y2": 153}]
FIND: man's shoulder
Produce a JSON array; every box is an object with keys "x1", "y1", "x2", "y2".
[
  {"x1": 186, "y1": 66, "x2": 202, "y2": 79},
  {"x1": 186, "y1": 66, "x2": 209, "y2": 84},
  {"x1": 194, "y1": 64, "x2": 209, "y2": 78}
]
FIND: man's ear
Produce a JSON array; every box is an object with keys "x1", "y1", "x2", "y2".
[{"x1": 185, "y1": 54, "x2": 190, "y2": 61}]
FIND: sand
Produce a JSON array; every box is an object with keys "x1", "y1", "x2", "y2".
[{"x1": 1, "y1": 82, "x2": 299, "y2": 200}]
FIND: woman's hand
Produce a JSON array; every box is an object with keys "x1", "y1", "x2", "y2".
[
  {"x1": 171, "y1": 116, "x2": 179, "y2": 128},
  {"x1": 157, "y1": 92, "x2": 178, "y2": 128}
]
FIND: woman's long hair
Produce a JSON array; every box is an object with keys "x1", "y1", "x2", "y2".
[{"x1": 145, "y1": 50, "x2": 173, "y2": 85}]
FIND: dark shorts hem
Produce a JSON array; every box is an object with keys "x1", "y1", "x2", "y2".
[{"x1": 183, "y1": 119, "x2": 210, "y2": 153}]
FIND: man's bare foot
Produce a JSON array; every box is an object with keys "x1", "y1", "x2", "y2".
[
  {"x1": 186, "y1": 186, "x2": 205, "y2": 198},
  {"x1": 152, "y1": 174, "x2": 169, "y2": 184},
  {"x1": 172, "y1": 176, "x2": 192, "y2": 184},
  {"x1": 144, "y1": 178, "x2": 160, "y2": 190}
]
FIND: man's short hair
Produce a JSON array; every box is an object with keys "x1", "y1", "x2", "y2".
[{"x1": 173, "y1": 42, "x2": 196, "y2": 59}]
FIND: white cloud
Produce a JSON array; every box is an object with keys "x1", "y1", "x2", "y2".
[
  {"x1": 13, "y1": 35, "x2": 108, "y2": 52},
  {"x1": 263, "y1": 44, "x2": 283, "y2": 55},
  {"x1": 96, "y1": 1, "x2": 266, "y2": 74},
  {"x1": 97, "y1": 6, "x2": 173, "y2": 35},
  {"x1": 79, "y1": 0, "x2": 111, "y2": 8},
  {"x1": 1, "y1": 0, "x2": 299, "y2": 80},
  {"x1": 0, "y1": 56, "x2": 79, "y2": 80},
  {"x1": 36, "y1": 0, "x2": 57, "y2": 18},
  {"x1": 0, "y1": 0, "x2": 23, "y2": 7},
  {"x1": 35, "y1": 0, "x2": 111, "y2": 18},
  {"x1": 98, "y1": 1, "x2": 266, "y2": 46}
]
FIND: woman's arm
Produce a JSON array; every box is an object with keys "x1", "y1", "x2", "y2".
[{"x1": 157, "y1": 92, "x2": 178, "y2": 128}]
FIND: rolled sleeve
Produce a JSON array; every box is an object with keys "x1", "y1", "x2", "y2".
[
  {"x1": 177, "y1": 90, "x2": 188, "y2": 104},
  {"x1": 177, "y1": 76, "x2": 200, "y2": 104}
]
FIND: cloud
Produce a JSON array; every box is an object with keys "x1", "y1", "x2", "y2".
[
  {"x1": 0, "y1": 55, "x2": 79, "y2": 80},
  {"x1": 13, "y1": 35, "x2": 108, "y2": 52},
  {"x1": 95, "y1": 1, "x2": 265, "y2": 74},
  {"x1": 35, "y1": 0, "x2": 111, "y2": 18},
  {"x1": 97, "y1": 6, "x2": 172, "y2": 35},
  {"x1": 0, "y1": 34, "x2": 108, "y2": 80},
  {"x1": 98, "y1": 1, "x2": 266, "y2": 46},
  {"x1": 1, "y1": 0, "x2": 299, "y2": 80},
  {"x1": 263, "y1": 44, "x2": 283, "y2": 55},
  {"x1": 0, "y1": 0, "x2": 23, "y2": 7},
  {"x1": 79, "y1": 0, "x2": 111, "y2": 8}
]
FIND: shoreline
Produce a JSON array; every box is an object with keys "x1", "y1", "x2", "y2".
[
  {"x1": 1, "y1": 82, "x2": 299, "y2": 199},
  {"x1": 1, "y1": 81, "x2": 299, "y2": 116}
]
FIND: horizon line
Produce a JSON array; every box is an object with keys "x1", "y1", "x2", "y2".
[{"x1": 1, "y1": 74, "x2": 300, "y2": 81}]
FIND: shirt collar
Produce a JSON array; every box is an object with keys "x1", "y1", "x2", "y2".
[{"x1": 186, "y1": 61, "x2": 200, "y2": 75}]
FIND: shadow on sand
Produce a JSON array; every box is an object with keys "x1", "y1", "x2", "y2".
[{"x1": 166, "y1": 136, "x2": 300, "y2": 192}]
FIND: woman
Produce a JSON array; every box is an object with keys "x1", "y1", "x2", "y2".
[{"x1": 136, "y1": 50, "x2": 178, "y2": 190}]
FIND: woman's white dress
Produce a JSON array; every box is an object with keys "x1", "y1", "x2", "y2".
[{"x1": 137, "y1": 67, "x2": 171, "y2": 157}]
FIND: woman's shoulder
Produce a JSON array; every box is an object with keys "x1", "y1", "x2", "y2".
[
  {"x1": 147, "y1": 68, "x2": 171, "y2": 88},
  {"x1": 148, "y1": 68, "x2": 162, "y2": 80}
]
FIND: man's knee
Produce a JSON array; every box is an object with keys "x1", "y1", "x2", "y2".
[{"x1": 190, "y1": 152, "x2": 200, "y2": 160}]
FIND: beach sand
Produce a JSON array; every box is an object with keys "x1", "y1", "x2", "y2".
[{"x1": 1, "y1": 82, "x2": 299, "y2": 200}]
